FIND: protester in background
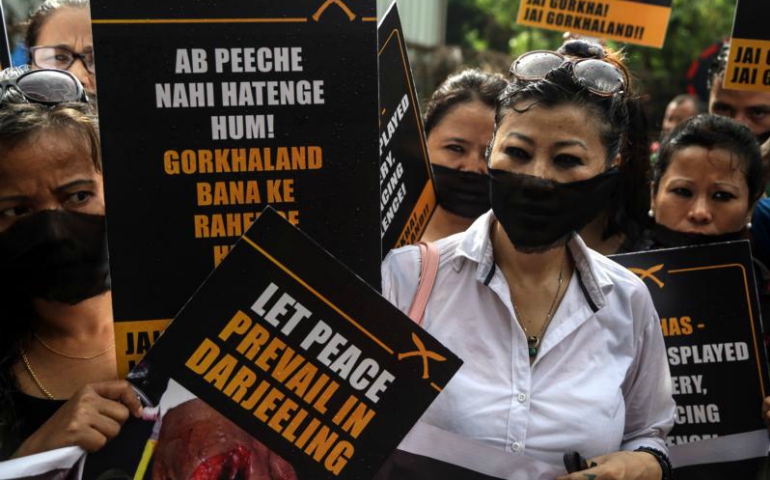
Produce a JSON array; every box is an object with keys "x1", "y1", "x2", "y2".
[
  {"x1": 708, "y1": 42, "x2": 770, "y2": 276},
  {"x1": 420, "y1": 69, "x2": 507, "y2": 242},
  {"x1": 26, "y1": 0, "x2": 95, "y2": 95},
  {"x1": 647, "y1": 113, "x2": 770, "y2": 479},
  {"x1": 0, "y1": 67, "x2": 138, "y2": 459},
  {"x1": 651, "y1": 94, "x2": 704, "y2": 155},
  {"x1": 383, "y1": 40, "x2": 674, "y2": 479},
  {"x1": 648, "y1": 114, "x2": 762, "y2": 246},
  {"x1": 660, "y1": 94, "x2": 704, "y2": 140}
]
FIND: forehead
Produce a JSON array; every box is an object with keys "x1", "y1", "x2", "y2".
[
  {"x1": 666, "y1": 146, "x2": 747, "y2": 182},
  {"x1": 35, "y1": 8, "x2": 92, "y2": 47},
  {"x1": 0, "y1": 129, "x2": 94, "y2": 179},
  {"x1": 498, "y1": 101, "x2": 604, "y2": 141},
  {"x1": 432, "y1": 101, "x2": 494, "y2": 135},
  {"x1": 711, "y1": 82, "x2": 770, "y2": 107}
]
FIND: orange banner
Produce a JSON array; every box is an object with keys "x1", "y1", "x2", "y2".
[
  {"x1": 724, "y1": 38, "x2": 770, "y2": 92},
  {"x1": 395, "y1": 182, "x2": 436, "y2": 248},
  {"x1": 516, "y1": 0, "x2": 671, "y2": 48},
  {"x1": 114, "y1": 318, "x2": 172, "y2": 378}
]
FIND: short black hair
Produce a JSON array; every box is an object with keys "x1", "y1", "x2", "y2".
[
  {"x1": 707, "y1": 41, "x2": 730, "y2": 91},
  {"x1": 653, "y1": 114, "x2": 763, "y2": 202}
]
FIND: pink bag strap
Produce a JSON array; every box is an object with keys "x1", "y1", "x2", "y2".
[{"x1": 407, "y1": 241, "x2": 440, "y2": 325}]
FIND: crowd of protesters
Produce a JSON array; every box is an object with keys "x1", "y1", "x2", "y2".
[{"x1": 1, "y1": 1, "x2": 770, "y2": 479}]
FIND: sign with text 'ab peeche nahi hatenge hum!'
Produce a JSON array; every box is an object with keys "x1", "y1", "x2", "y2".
[
  {"x1": 117, "y1": 208, "x2": 462, "y2": 480},
  {"x1": 90, "y1": 0, "x2": 381, "y2": 377},
  {"x1": 378, "y1": 2, "x2": 436, "y2": 258},
  {"x1": 517, "y1": 0, "x2": 672, "y2": 48},
  {"x1": 611, "y1": 241, "x2": 770, "y2": 478},
  {"x1": 724, "y1": 0, "x2": 770, "y2": 92}
]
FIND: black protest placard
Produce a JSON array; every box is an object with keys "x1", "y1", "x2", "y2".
[
  {"x1": 611, "y1": 241, "x2": 770, "y2": 477},
  {"x1": 378, "y1": 2, "x2": 435, "y2": 257},
  {"x1": 95, "y1": 207, "x2": 461, "y2": 480},
  {"x1": 516, "y1": 0, "x2": 672, "y2": 48},
  {"x1": 89, "y1": 0, "x2": 381, "y2": 377},
  {"x1": 724, "y1": 0, "x2": 770, "y2": 91},
  {"x1": 0, "y1": 3, "x2": 11, "y2": 70}
]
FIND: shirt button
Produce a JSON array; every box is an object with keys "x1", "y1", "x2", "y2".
[
  {"x1": 511, "y1": 442, "x2": 523, "y2": 452},
  {"x1": 517, "y1": 393, "x2": 527, "y2": 403}
]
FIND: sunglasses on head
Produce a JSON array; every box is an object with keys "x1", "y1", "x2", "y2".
[
  {"x1": 0, "y1": 69, "x2": 87, "y2": 105},
  {"x1": 510, "y1": 50, "x2": 628, "y2": 97}
]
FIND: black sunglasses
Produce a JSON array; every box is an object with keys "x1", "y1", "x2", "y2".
[
  {"x1": 0, "y1": 69, "x2": 87, "y2": 105},
  {"x1": 510, "y1": 50, "x2": 628, "y2": 97}
]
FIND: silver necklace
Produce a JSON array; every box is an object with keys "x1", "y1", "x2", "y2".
[{"x1": 511, "y1": 253, "x2": 566, "y2": 358}]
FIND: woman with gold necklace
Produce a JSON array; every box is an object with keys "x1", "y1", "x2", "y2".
[
  {"x1": 382, "y1": 40, "x2": 675, "y2": 479},
  {"x1": 0, "y1": 68, "x2": 141, "y2": 459}
]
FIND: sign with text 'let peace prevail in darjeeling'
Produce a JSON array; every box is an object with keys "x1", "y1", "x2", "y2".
[
  {"x1": 516, "y1": 0, "x2": 672, "y2": 48},
  {"x1": 611, "y1": 241, "x2": 770, "y2": 478},
  {"x1": 90, "y1": 0, "x2": 381, "y2": 377},
  {"x1": 118, "y1": 208, "x2": 462, "y2": 479}
]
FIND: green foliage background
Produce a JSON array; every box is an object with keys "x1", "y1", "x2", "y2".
[{"x1": 446, "y1": 0, "x2": 738, "y2": 127}]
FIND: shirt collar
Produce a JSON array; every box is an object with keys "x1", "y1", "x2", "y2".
[
  {"x1": 453, "y1": 211, "x2": 611, "y2": 310},
  {"x1": 454, "y1": 211, "x2": 496, "y2": 282}
]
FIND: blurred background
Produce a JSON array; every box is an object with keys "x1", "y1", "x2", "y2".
[{"x1": 1, "y1": 0, "x2": 739, "y2": 131}]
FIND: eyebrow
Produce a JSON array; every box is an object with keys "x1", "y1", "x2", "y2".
[
  {"x1": 0, "y1": 193, "x2": 28, "y2": 204},
  {"x1": 43, "y1": 44, "x2": 93, "y2": 53},
  {"x1": 56, "y1": 179, "x2": 97, "y2": 194},
  {"x1": 0, "y1": 179, "x2": 97, "y2": 204},
  {"x1": 554, "y1": 140, "x2": 588, "y2": 151},
  {"x1": 504, "y1": 132, "x2": 534, "y2": 145},
  {"x1": 503, "y1": 132, "x2": 588, "y2": 151}
]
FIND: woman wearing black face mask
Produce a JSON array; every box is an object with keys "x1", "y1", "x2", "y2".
[
  {"x1": 381, "y1": 41, "x2": 674, "y2": 480},
  {"x1": 420, "y1": 69, "x2": 507, "y2": 241},
  {"x1": 0, "y1": 68, "x2": 141, "y2": 460}
]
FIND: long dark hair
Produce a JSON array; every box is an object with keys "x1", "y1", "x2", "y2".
[{"x1": 495, "y1": 39, "x2": 652, "y2": 240}]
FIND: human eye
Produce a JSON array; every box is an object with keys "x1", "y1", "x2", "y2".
[
  {"x1": 671, "y1": 187, "x2": 692, "y2": 198},
  {"x1": 748, "y1": 107, "x2": 770, "y2": 121},
  {"x1": 554, "y1": 154, "x2": 584, "y2": 168},
  {"x1": 0, "y1": 205, "x2": 32, "y2": 218},
  {"x1": 445, "y1": 143, "x2": 465, "y2": 154},
  {"x1": 713, "y1": 190, "x2": 736, "y2": 202},
  {"x1": 711, "y1": 103, "x2": 734, "y2": 117},
  {"x1": 64, "y1": 190, "x2": 93, "y2": 205},
  {"x1": 504, "y1": 146, "x2": 531, "y2": 161}
]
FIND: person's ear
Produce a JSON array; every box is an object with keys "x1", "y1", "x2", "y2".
[{"x1": 611, "y1": 152, "x2": 621, "y2": 168}]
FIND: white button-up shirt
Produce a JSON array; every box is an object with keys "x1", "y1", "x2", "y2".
[{"x1": 382, "y1": 212, "x2": 675, "y2": 467}]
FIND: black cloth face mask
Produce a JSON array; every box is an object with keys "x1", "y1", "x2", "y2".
[
  {"x1": 0, "y1": 210, "x2": 110, "y2": 304},
  {"x1": 431, "y1": 163, "x2": 491, "y2": 219},
  {"x1": 489, "y1": 167, "x2": 619, "y2": 252},
  {"x1": 647, "y1": 223, "x2": 747, "y2": 249}
]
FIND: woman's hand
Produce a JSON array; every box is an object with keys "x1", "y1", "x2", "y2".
[
  {"x1": 555, "y1": 451, "x2": 662, "y2": 480},
  {"x1": 12, "y1": 380, "x2": 143, "y2": 458}
]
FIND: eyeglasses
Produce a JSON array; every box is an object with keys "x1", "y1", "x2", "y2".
[
  {"x1": 0, "y1": 69, "x2": 87, "y2": 104},
  {"x1": 510, "y1": 50, "x2": 628, "y2": 97},
  {"x1": 30, "y1": 46, "x2": 95, "y2": 74}
]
